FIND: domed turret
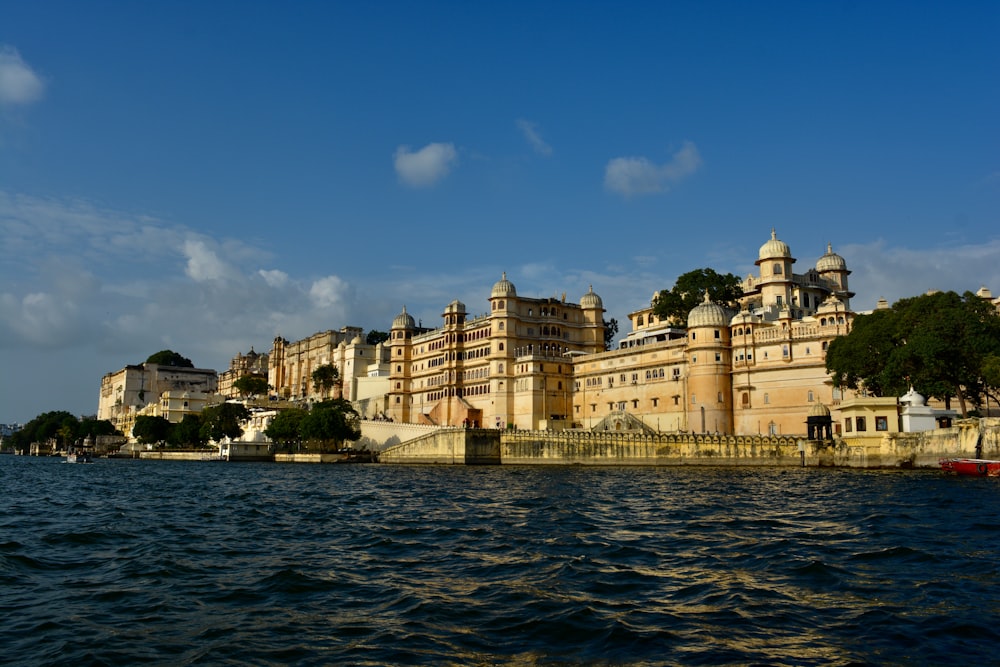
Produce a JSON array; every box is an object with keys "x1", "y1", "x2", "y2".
[
  {"x1": 491, "y1": 272, "x2": 517, "y2": 298},
  {"x1": 816, "y1": 243, "x2": 847, "y2": 272},
  {"x1": 900, "y1": 387, "x2": 926, "y2": 407},
  {"x1": 758, "y1": 228, "x2": 791, "y2": 261},
  {"x1": 809, "y1": 402, "x2": 831, "y2": 417},
  {"x1": 580, "y1": 285, "x2": 603, "y2": 310},
  {"x1": 687, "y1": 292, "x2": 729, "y2": 328},
  {"x1": 392, "y1": 305, "x2": 415, "y2": 330}
]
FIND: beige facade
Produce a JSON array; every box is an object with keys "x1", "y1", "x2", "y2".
[
  {"x1": 97, "y1": 363, "x2": 218, "y2": 435},
  {"x1": 387, "y1": 276, "x2": 606, "y2": 429},
  {"x1": 218, "y1": 348, "x2": 269, "y2": 398},
  {"x1": 268, "y1": 327, "x2": 390, "y2": 404},
  {"x1": 386, "y1": 231, "x2": 859, "y2": 437}
]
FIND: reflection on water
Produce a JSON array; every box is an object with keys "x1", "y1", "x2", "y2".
[{"x1": 2, "y1": 457, "x2": 1000, "y2": 665}]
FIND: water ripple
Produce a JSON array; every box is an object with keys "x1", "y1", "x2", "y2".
[{"x1": 2, "y1": 458, "x2": 1000, "y2": 665}]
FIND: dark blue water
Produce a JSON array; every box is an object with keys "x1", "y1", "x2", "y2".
[{"x1": 2, "y1": 457, "x2": 999, "y2": 666}]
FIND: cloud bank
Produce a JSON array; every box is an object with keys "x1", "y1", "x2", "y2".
[
  {"x1": 0, "y1": 46, "x2": 45, "y2": 106},
  {"x1": 604, "y1": 141, "x2": 702, "y2": 197},
  {"x1": 393, "y1": 142, "x2": 458, "y2": 187}
]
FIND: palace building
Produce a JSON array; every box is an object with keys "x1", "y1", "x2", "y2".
[
  {"x1": 387, "y1": 277, "x2": 607, "y2": 429},
  {"x1": 387, "y1": 231, "x2": 858, "y2": 436}
]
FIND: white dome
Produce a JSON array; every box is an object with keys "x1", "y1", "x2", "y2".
[
  {"x1": 491, "y1": 272, "x2": 517, "y2": 298},
  {"x1": 687, "y1": 293, "x2": 729, "y2": 328},
  {"x1": 580, "y1": 285, "x2": 603, "y2": 309},
  {"x1": 758, "y1": 228, "x2": 792, "y2": 261},
  {"x1": 392, "y1": 305, "x2": 415, "y2": 329},
  {"x1": 816, "y1": 243, "x2": 847, "y2": 272}
]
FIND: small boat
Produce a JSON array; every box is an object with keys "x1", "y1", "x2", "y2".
[
  {"x1": 939, "y1": 458, "x2": 1000, "y2": 476},
  {"x1": 65, "y1": 451, "x2": 94, "y2": 464}
]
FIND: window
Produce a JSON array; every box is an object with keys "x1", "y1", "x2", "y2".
[
  {"x1": 774, "y1": 263, "x2": 782, "y2": 274},
  {"x1": 875, "y1": 416, "x2": 888, "y2": 431},
  {"x1": 714, "y1": 330, "x2": 720, "y2": 339},
  {"x1": 764, "y1": 393, "x2": 769, "y2": 404},
  {"x1": 856, "y1": 416, "x2": 867, "y2": 432},
  {"x1": 807, "y1": 390, "x2": 814, "y2": 402},
  {"x1": 715, "y1": 353, "x2": 722, "y2": 362},
  {"x1": 845, "y1": 418, "x2": 852, "y2": 432},
  {"x1": 741, "y1": 392, "x2": 749, "y2": 406},
  {"x1": 691, "y1": 394, "x2": 696, "y2": 404}
]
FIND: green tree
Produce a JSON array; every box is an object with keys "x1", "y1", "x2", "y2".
[
  {"x1": 366, "y1": 330, "x2": 390, "y2": 345},
  {"x1": 603, "y1": 318, "x2": 619, "y2": 350},
  {"x1": 168, "y1": 414, "x2": 207, "y2": 448},
  {"x1": 10, "y1": 410, "x2": 80, "y2": 453},
  {"x1": 145, "y1": 350, "x2": 194, "y2": 367},
  {"x1": 652, "y1": 268, "x2": 744, "y2": 325},
  {"x1": 311, "y1": 364, "x2": 340, "y2": 398},
  {"x1": 826, "y1": 290, "x2": 1000, "y2": 416},
  {"x1": 983, "y1": 354, "x2": 1000, "y2": 414},
  {"x1": 233, "y1": 374, "x2": 268, "y2": 398},
  {"x1": 78, "y1": 418, "x2": 120, "y2": 439},
  {"x1": 264, "y1": 408, "x2": 308, "y2": 452},
  {"x1": 133, "y1": 415, "x2": 172, "y2": 446},
  {"x1": 300, "y1": 399, "x2": 361, "y2": 452},
  {"x1": 199, "y1": 403, "x2": 251, "y2": 442}
]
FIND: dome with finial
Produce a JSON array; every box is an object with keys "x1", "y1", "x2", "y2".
[
  {"x1": 491, "y1": 272, "x2": 517, "y2": 298},
  {"x1": 392, "y1": 305, "x2": 415, "y2": 329},
  {"x1": 687, "y1": 292, "x2": 729, "y2": 328},
  {"x1": 808, "y1": 402, "x2": 831, "y2": 417},
  {"x1": 580, "y1": 285, "x2": 603, "y2": 309},
  {"x1": 758, "y1": 228, "x2": 792, "y2": 261},
  {"x1": 816, "y1": 243, "x2": 847, "y2": 272}
]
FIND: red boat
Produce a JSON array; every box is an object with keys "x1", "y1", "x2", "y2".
[{"x1": 939, "y1": 458, "x2": 1000, "y2": 476}]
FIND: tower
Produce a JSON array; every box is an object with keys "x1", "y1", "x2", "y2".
[{"x1": 685, "y1": 293, "x2": 733, "y2": 434}]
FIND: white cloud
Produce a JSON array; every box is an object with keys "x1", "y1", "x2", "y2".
[
  {"x1": 310, "y1": 275, "x2": 348, "y2": 309},
  {"x1": 259, "y1": 269, "x2": 289, "y2": 288},
  {"x1": 516, "y1": 118, "x2": 552, "y2": 156},
  {"x1": 604, "y1": 141, "x2": 702, "y2": 197},
  {"x1": 841, "y1": 239, "x2": 1000, "y2": 310},
  {"x1": 183, "y1": 239, "x2": 235, "y2": 282},
  {"x1": 0, "y1": 46, "x2": 45, "y2": 106},
  {"x1": 393, "y1": 142, "x2": 458, "y2": 187}
]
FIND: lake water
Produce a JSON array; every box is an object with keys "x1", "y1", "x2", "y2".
[{"x1": 2, "y1": 456, "x2": 999, "y2": 666}]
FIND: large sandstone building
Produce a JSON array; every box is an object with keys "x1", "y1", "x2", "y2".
[{"x1": 387, "y1": 230, "x2": 858, "y2": 436}]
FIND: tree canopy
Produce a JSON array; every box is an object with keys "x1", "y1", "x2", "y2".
[
  {"x1": 311, "y1": 364, "x2": 340, "y2": 397},
  {"x1": 826, "y1": 290, "x2": 1000, "y2": 416},
  {"x1": 652, "y1": 268, "x2": 744, "y2": 326},
  {"x1": 199, "y1": 403, "x2": 251, "y2": 442},
  {"x1": 168, "y1": 414, "x2": 208, "y2": 448},
  {"x1": 366, "y1": 330, "x2": 390, "y2": 345},
  {"x1": 300, "y1": 399, "x2": 361, "y2": 452},
  {"x1": 133, "y1": 415, "x2": 172, "y2": 445},
  {"x1": 264, "y1": 408, "x2": 308, "y2": 451},
  {"x1": 603, "y1": 318, "x2": 619, "y2": 350},
  {"x1": 145, "y1": 350, "x2": 194, "y2": 367},
  {"x1": 233, "y1": 374, "x2": 269, "y2": 398},
  {"x1": 8, "y1": 410, "x2": 81, "y2": 453}
]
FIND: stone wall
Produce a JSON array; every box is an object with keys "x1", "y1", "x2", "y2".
[
  {"x1": 379, "y1": 428, "x2": 500, "y2": 465},
  {"x1": 501, "y1": 430, "x2": 807, "y2": 466},
  {"x1": 354, "y1": 420, "x2": 446, "y2": 451}
]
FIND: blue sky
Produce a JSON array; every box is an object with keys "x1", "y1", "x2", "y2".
[{"x1": 1, "y1": 1, "x2": 998, "y2": 424}]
